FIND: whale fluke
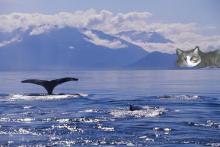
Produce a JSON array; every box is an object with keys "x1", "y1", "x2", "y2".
[{"x1": 21, "y1": 77, "x2": 78, "y2": 95}]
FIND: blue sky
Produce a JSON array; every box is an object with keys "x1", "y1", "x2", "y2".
[{"x1": 1, "y1": 0, "x2": 219, "y2": 30}]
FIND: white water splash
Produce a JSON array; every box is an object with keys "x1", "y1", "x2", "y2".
[
  {"x1": 77, "y1": 118, "x2": 104, "y2": 123},
  {"x1": 8, "y1": 93, "x2": 88, "y2": 100},
  {"x1": 80, "y1": 109, "x2": 99, "y2": 113},
  {"x1": 110, "y1": 106, "x2": 166, "y2": 118}
]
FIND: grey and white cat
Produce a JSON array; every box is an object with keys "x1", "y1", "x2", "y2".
[{"x1": 176, "y1": 46, "x2": 220, "y2": 68}]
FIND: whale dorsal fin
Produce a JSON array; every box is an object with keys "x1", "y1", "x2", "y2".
[{"x1": 21, "y1": 77, "x2": 78, "y2": 95}]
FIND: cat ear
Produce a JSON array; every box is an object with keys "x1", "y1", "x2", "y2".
[
  {"x1": 194, "y1": 46, "x2": 200, "y2": 54},
  {"x1": 176, "y1": 48, "x2": 183, "y2": 55}
]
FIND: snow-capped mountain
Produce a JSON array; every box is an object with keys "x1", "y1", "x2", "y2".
[
  {"x1": 117, "y1": 31, "x2": 173, "y2": 43},
  {"x1": 0, "y1": 27, "x2": 148, "y2": 70}
]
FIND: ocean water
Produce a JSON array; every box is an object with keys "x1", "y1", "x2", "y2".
[{"x1": 0, "y1": 70, "x2": 219, "y2": 146}]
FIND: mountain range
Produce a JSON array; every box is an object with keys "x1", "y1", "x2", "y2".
[{"x1": 0, "y1": 27, "x2": 178, "y2": 70}]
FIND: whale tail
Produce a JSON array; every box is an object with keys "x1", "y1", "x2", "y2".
[{"x1": 21, "y1": 77, "x2": 78, "y2": 95}]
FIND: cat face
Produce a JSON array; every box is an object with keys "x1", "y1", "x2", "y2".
[{"x1": 176, "y1": 46, "x2": 201, "y2": 67}]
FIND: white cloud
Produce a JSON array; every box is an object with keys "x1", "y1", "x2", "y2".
[
  {"x1": 0, "y1": 9, "x2": 219, "y2": 52},
  {"x1": 30, "y1": 24, "x2": 55, "y2": 35},
  {"x1": 0, "y1": 35, "x2": 21, "y2": 47},
  {"x1": 0, "y1": 9, "x2": 152, "y2": 34},
  {"x1": 83, "y1": 30, "x2": 127, "y2": 49}
]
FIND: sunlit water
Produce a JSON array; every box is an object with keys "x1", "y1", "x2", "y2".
[{"x1": 0, "y1": 70, "x2": 219, "y2": 146}]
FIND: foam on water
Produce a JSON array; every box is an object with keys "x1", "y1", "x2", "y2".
[
  {"x1": 80, "y1": 109, "x2": 99, "y2": 113},
  {"x1": 153, "y1": 127, "x2": 172, "y2": 135},
  {"x1": 139, "y1": 136, "x2": 154, "y2": 142},
  {"x1": 188, "y1": 120, "x2": 220, "y2": 129},
  {"x1": 52, "y1": 124, "x2": 84, "y2": 133},
  {"x1": 110, "y1": 106, "x2": 166, "y2": 118},
  {"x1": 0, "y1": 117, "x2": 34, "y2": 123},
  {"x1": 0, "y1": 128, "x2": 39, "y2": 136},
  {"x1": 8, "y1": 93, "x2": 88, "y2": 100},
  {"x1": 206, "y1": 143, "x2": 220, "y2": 147},
  {"x1": 157, "y1": 95, "x2": 200, "y2": 100},
  {"x1": 23, "y1": 105, "x2": 33, "y2": 109},
  {"x1": 97, "y1": 124, "x2": 115, "y2": 132},
  {"x1": 76, "y1": 118, "x2": 106, "y2": 123},
  {"x1": 51, "y1": 140, "x2": 76, "y2": 146}
]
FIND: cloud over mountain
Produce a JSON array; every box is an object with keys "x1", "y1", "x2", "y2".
[
  {"x1": 0, "y1": 9, "x2": 220, "y2": 53},
  {"x1": 82, "y1": 30, "x2": 127, "y2": 49}
]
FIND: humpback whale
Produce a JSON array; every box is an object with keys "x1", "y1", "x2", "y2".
[
  {"x1": 21, "y1": 77, "x2": 78, "y2": 95},
  {"x1": 129, "y1": 105, "x2": 161, "y2": 112},
  {"x1": 129, "y1": 105, "x2": 143, "y2": 111}
]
